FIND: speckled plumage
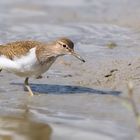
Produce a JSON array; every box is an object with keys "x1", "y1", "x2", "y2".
[{"x1": 0, "y1": 41, "x2": 41, "y2": 59}]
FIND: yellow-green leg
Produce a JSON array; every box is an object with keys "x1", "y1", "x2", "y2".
[{"x1": 24, "y1": 77, "x2": 34, "y2": 96}]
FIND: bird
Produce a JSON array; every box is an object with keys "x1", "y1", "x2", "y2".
[{"x1": 0, "y1": 37, "x2": 85, "y2": 96}]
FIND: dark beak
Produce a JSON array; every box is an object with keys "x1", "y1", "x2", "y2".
[{"x1": 71, "y1": 52, "x2": 85, "y2": 63}]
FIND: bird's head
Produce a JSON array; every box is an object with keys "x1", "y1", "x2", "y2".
[{"x1": 54, "y1": 37, "x2": 85, "y2": 63}]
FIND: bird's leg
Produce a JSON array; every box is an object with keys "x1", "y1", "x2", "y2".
[{"x1": 24, "y1": 77, "x2": 34, "y2": 96}]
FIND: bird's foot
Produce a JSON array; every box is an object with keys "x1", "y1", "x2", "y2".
[{"x1": 36, "y1": 75, "x2": 43, "y2": 79}]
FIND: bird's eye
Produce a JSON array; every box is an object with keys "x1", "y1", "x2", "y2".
[{"x1": 63, "y1": 44, "x2": 66, "y2": 48}]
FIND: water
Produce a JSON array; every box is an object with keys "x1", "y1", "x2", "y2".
[{"x1": 0, "y1": 0, "x2": 140, "y2": 139}]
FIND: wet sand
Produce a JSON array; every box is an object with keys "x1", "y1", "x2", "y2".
[{"x1": 0, "y1": 0, "x2": 140, "y2": 139}]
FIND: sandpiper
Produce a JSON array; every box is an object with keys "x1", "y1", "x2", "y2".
[{"x1": 0, "y1": 37, "x2": 85, "y2": 96}]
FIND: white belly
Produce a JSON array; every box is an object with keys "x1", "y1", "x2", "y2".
[{"x1": 0, "y1": 48, "x2": 55, "y2": 77}]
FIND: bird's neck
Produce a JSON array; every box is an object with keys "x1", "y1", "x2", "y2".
[{"x1": 36, "y1": 44, "x2": 62, "y2": 65}]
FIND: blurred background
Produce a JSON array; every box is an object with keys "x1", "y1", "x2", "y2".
[
  {"x1": 1, "y1": 0, "x2": 140, "y2": 27},
  {"x1": 1, "y1": 0, "x2": 140, "y2": 42}
]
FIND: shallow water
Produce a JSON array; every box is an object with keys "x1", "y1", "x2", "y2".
[{"x1": 0, "y1": 0, "x2": 140, "y2": 140}]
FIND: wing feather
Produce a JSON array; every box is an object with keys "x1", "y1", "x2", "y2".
[{"x1": 0, "y1": 41, "x2": 41, "y2": 59}]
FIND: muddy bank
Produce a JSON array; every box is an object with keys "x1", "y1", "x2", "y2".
[{"x1": 0, "y1": 53, "x2": 139, "y2": 140}]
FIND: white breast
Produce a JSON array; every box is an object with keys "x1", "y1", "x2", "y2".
[{"x1": 0, "y1": 48, "x2": 55, "y2": 77}]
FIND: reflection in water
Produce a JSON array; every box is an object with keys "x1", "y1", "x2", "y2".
[
  {"x1": 11, "y1": 83, "x2": 121, "y2": 95},
  {"x1": 0, "y1": 107, "x2": 52, "y2": 140}
]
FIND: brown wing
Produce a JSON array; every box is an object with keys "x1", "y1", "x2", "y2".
[{"x1": 0, "y1": 40, "x2": 42, "y2": 60}]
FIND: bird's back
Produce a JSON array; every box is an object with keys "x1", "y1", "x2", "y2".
[{"x1": 0, "y1": 40, "x2": 43, "y2": 59}]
